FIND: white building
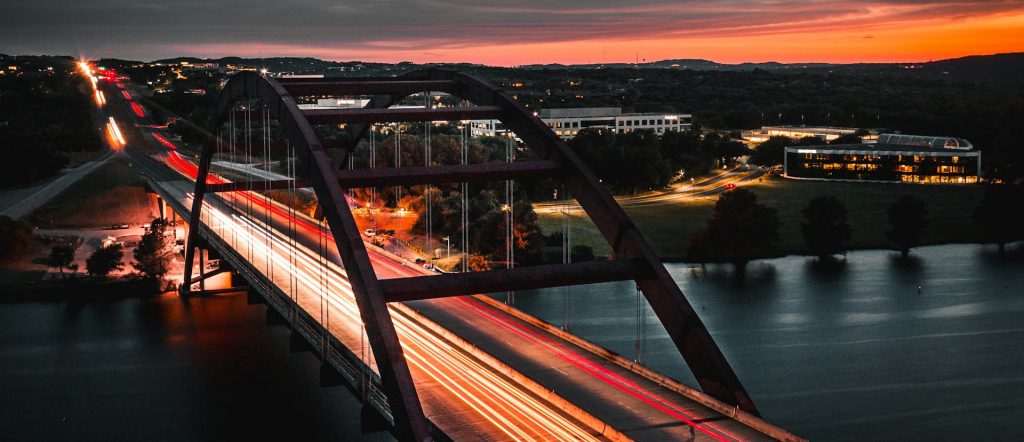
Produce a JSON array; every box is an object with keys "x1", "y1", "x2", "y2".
[
  {"x1": 297, "y1": 98, "x2": 371, "y2": 110},
  {"x1": 471, "y1": 107, "x2": 691, "y2": 139},
  {"x1": 744, "y1": 126, "x2": 879, "y2": 144}
]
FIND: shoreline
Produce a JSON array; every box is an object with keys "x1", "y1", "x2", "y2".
[{"x1": 645, "y1": 239, "x2": 1024, "y2": 264}]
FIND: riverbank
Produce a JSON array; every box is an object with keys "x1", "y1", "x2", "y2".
[{"x1": 537, "y1": 175, "x2": 985, "y2": 261}]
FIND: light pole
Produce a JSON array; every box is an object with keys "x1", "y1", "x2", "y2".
[
  {"x1": 690, "y1": 177, "x2": 696, "y2": 199},
  {"x1": 442, "y1": 236, "x2": 450, "y2": 260}
]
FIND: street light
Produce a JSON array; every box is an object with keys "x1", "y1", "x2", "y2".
[
  {"x1": 441, "y1": 236, "x2": 451, "y2": 259},
  {"x1": 690, "y1": 177, "x2": 696, "y2": 199}
]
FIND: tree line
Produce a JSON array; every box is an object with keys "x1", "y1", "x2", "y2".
[{"x1": 687, "y1": 183, "x2": 1024, "y2": 274}]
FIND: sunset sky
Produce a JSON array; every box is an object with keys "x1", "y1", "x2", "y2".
[{"x1": 3, "y1": 0, "x2": 1023, "y2": 64}]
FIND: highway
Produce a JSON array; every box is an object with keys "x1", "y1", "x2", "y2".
[{"x1": 91, "y1": 63, "x2": 793, "y2": 441}]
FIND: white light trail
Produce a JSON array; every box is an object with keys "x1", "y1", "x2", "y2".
[{"x1": 195, "y1": 197, "x2": 601, "y2": 441}]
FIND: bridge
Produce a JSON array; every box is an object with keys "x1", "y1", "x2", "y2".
[{"x1": 92, "y1": 66, "x2": 804, "y2": 442}]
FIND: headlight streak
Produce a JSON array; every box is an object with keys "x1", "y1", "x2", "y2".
[
  {"x1": 169, "y1": 146, "x2": 747, "y2": 441},
  {"x1": 194, "y1": 198, "x2": 601, "y2": 441}
]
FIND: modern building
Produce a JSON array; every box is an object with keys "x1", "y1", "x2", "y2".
[
  {"x1": 745, "y1": 126, "x2": 879, "y2": 144},
  {"x1": 297, "y1": 98, "x2": 371, "y2": 110},
  {"x1": 784, "y1": 133, "x2": 981, "y2": 184},
  {"x1": 471, "y1": 107, "x2": 691, "y2": 139}
]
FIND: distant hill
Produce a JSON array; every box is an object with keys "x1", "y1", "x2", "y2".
[
  {"x1": 143, "y1": 52, "x2": 1023, "y2": 88},
  {"x1": 520, "y1": 59, "x2": 836, "y2": 71}
]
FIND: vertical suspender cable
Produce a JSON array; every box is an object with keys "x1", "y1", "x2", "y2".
[
  {"x1": 461, "y1": 121, "x2": 469, "y2": 272},
  {"x1": 394, "y1": 122, "x2": 401, "y2": 206},
  {"x1": 424, "y1": 92, "x2": 432, "y2": 261},
  {"x1": 505, "y1": 135, "x2": 514, "y2": 304},
  {"x1": 370, "y1": 125, "x2": 377, "y2": 231},
  {"x1": 563, "y1": 186, "x2": 571, "y2": 329}
]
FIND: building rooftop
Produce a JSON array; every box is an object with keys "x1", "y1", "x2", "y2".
[
  {"x1": 788, "y1": 143, "x2": 980, "y2": 155},
  {"x1": 876, "y1": 133, "x2": 973, "y2": 150}
]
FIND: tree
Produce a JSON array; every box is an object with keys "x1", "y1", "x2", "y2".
[
  {"x1": 801, "y1": 196, "x2": 852, "y2": 259},
  {"x1": 0, "y1": 216, "x2": 33, "y2": 261},
  {"x1": 974, "y1": 184, "x2": 1024, "y2": 254},
  {"x1": 49, "y1": 244, "x2": 75, "y2": 278},
  {"x1": 887, "y1": 196, "x2": 929, "y2": 258},
  {"x1": 87, "y1": 243, "x2": 124, "y2": 277},
  {"x1": 687, "y1": 188, "x2": 779, "y2": 275},
  {"x1": 133, "y1": 218, "x2": 174, "y2": 280},
  {"x1": 749, "y1": 136, "x2": 821, "y2": 168}
]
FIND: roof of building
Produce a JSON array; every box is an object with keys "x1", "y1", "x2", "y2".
[
  {"x1": 540, "y1": 108, "x2": 622, "y2": 118},
  {"x1": 786, "y1": 143, "x2": 980, "y2": 156},
  {"x1": 876, "y1": 133, "x2": 973, "y2": 150}
]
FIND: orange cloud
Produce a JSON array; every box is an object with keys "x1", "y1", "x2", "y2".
[{"x1": 169, "y1": 4, "x2": 1024, "y2": 65}]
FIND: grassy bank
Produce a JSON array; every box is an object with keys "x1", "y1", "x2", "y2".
[
  {"x1": 537, "y1": 176, "x2": 984, "y2": 260},
  {"x1": 26, "y1": 158, "x2": 159, "y2": 228}
]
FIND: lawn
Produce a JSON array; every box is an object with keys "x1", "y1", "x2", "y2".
[
  {"x1": 537, "y1": 176, "x2": 985, "y2": 261},
  {"x1": 26, "y1": 158, "x2": 160, "y2": 228}
]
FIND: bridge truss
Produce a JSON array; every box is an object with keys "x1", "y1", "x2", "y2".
[{"x1": 183, "y1": 69, "x2": 758, "y2": 441}]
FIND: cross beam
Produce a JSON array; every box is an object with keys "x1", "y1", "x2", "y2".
[
  {"x1": 304, "y1": 106, "x2": 503, "y2": 124},
  {"x1": 380, "y1": 259, "x2": 647, "y2": 303}
]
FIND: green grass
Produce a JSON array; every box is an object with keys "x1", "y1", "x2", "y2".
[{"x1": 538, "y1": 176, "x2": 984, "y2": 260}]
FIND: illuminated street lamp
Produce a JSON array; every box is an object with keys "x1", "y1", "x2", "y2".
[{"x1": 442, "y1": 236, "x2": 451, "y2": 259}]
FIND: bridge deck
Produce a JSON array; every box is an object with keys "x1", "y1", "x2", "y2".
[
  {"x1": 154, "y1": 171, "x2": 784, "y2": 442},
  {"x1": 113, "y1": 77, "x2": 794, "y2": 439}
]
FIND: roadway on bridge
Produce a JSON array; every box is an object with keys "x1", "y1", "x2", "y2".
[{"x1": 101, "y1": 76, "x2": 790, "y2": 442}]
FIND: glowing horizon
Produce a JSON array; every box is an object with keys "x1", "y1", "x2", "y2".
[{"x1": 5, "y1": 0, "x2": 1024, "y2": 65}]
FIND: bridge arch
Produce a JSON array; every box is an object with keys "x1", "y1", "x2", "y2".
[{"x1": 185, "y1": 69, "x2": 758, "y2": 441}]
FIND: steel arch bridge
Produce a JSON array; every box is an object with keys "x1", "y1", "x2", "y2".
[{"x1": 183, "y1": 69, "x2": 757, "y2": 441}]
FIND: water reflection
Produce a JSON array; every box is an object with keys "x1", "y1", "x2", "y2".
[
  {"x1": 519, "y1": 243, "x2": 1024, "y2": 441},
  {"x1": 0, "y1": 293, "x2": 391, "y2": 441}
]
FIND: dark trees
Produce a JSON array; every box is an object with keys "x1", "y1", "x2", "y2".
[
  {"x1": 887, "y1": 196, "x2": 929, "y2": 258},
  {"x1": 0, "y1": 216, "x2": 33, "y2": 261},
  {"x1": 87, "y1": 244, "x2": 125, "y2": 277},
  {"x1": 749, "y1": 136, "x2": 822, "y2": 168},
  {"x1": 688, "y1": 188, "x2": 779, "y2": 274},
  {"x1": 801, "y1": 195, "x2": 852, "y2": 259},
  {"x1": 974, "y1": 184, "x2": 1024, "y2": 253},
  {"x1": 133, "y1": 218, "x2": 174, "y2": 280},
  {"x1": 49, "y1": 244, "x2": 75, "y2": 278}
]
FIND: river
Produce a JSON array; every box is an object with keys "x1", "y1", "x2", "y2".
[
  {"x1": 1, "y1": 243, "x2": 1021, "y2": 441},
  {"x1": 0, "y1": 292, "x2": 392, "y2": 441},
  {"x1": 508, "y1": 243, "x2": 1024, "y2": 441}
]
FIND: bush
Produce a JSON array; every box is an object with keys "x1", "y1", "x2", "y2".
[{"x1": 87, "y1": 244, "x2": 124, "y2": 277}]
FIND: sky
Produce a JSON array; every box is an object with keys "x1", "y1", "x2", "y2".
[{"x1": 2, "y1": 0, "x2": 1023, "y2": 65}]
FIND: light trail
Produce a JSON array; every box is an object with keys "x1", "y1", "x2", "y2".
[
  {"x1": 151, "y1": 133, "x2": 177, "y2": 150},
  {"x1": 94, "y1": 90, "x2": 106, "y2": 107},
  {"x1": 107, "y1": 117, "x2": 126, "y2": 146},
  {"x1": 130, "y1": 102, "x2": 146, "y2": 118},
  {"x1": 107, "y1": 117, "x2": 126, "y2": 148},
  {"x1": 144, "y1": 104, "x2": 750, "y2": 440},
  {"x1": 195, "y1": 198, "x2": 603, "y2": 441}
]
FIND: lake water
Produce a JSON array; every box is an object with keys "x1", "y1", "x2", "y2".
[
  {"x1": 1, "y1": 243, "x2": 1021, "y2": 441},
  {"x1": 508, "y1": 243, "x2": 1024, "y2": 441},
  {"x1": 0, "y1": 292, "x2": 392, "y2": 441}
]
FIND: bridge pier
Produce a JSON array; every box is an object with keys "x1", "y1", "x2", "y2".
[{"x1": 181, "y1": 242, "x2": 246, "y2": 296}]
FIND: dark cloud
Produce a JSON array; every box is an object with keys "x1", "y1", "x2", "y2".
[{"x1": 1, "y1": 0, "x2": 1022, "y2": 61}]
